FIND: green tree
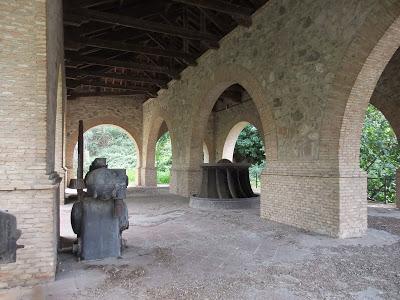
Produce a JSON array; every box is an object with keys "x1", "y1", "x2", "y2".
[
  {"x1": 234, "y1": 124, "x2": 266, "y2": 187},
  {"x1": 73, "y1": 125, "x2": 137, "y2": 183},
  {"x1": 360, "y1": 105, "x2": 400, "y2": 202},
  {"x1": 155, "y1": 132, "x2": 172, "y2": 184}
]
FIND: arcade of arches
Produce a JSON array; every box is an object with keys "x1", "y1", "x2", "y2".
[{"x1": 1, "y1": 0, "x2": 400, "y2": 288}]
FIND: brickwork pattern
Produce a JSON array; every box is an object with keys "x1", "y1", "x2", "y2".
[
  {"x1": 0, "y1": 0, "x2": 64, "y2": 287},
  {"x1": 65, "y1": 96, "x2": 143, "y2": 183}
]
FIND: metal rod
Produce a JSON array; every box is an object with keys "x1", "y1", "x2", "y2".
[{"x1": 77, "y1": 120, "x2": 84, "y2": 199}]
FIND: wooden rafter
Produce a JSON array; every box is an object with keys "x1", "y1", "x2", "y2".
[
  {"x1": 66, "y1": 68, "x2": 168, "y2": 88},
  {"x1": 171, "y1": 0, "x2": 253, "y2": 21},
  {"x1": 63, "y1": 0, "x2": 268, "y2": 100},
  {"x1": 65, "y1": 55, "x2": 178, "y2": 77},
  {"x1": 66, "y1": 37, "x2": 197, "y2": 65},
  {"x1": 66, "y1": 8, "x2": 219, "y2": 43}
]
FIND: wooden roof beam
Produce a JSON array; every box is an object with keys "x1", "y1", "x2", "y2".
[
  {"x1": 171, "y1": 0, "x2": 253, "y2": 24},
  {"x1": 65, "y1": 55, "x2": 178, "y2": 77},
  {"x1": 69, "y1": 79, "x2": 158, "y2": 97},
  {"x1": 66, "y1": 8, "x2": 219, "y2": 43},
  {"x1": 66, "y1": 69, "x2": 168, "y2": 89},
  {"x1": 65, "y1": 37, "x2": 197, "y2": 65},
  {"x1": 68, "y1": 0, "x2": 118, "y2": 9},
  {"x1": 68, "y1": 91, "x2": 147, "y2": 100}
]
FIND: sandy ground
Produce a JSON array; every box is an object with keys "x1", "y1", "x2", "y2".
[{"x1": 1, "y1": 187, "x2": 400, "y2": 300}]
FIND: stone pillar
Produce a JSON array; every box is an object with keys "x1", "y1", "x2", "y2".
[
  {"x1": 65, "y1": 164, "x2": 74, "y2": 186},
  {"x1": 397, "y1": 168, "x2": 400, "y2": 209},
  {"x1": 170, "y1": 167, "x2": 202, "y2": 197},
  {"x1": 58, "y1": 168, "x2": 66, "y2": 205},
  {"x1": 139, "y1": 167, "x2": 157, "y2": 187},
  {"x1": 260, "y1": 161, "x2": 367, "y2": 238},
  {"x1": 134, "y1": 166, "x2": 141, "y2": 186}
]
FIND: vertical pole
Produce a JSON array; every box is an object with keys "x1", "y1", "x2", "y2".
[{"x1": 77, "y1": 120, "x2": 84, "y2": 200}]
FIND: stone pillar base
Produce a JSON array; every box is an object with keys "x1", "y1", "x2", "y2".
[
  {"x1": 260, "y1": 163, "x2": 367, "y2": 238},
  {"x1": 170, "y1": 167, "x2": 202, "y2": 197},
  {"x1": 139, "y1": 167, "x2": 157, "y2": 187}
]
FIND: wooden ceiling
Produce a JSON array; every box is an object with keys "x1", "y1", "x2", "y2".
[{"x1": 63, "y1": 0, "x2": 268, "y2": 102}]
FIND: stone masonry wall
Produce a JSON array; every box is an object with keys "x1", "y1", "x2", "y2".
[
  {"x1": 212, "y1": 100, "x2": 264, "y2": 162},
  {"x1": 143, "y1": 0, "x2": 400, "y2": 237},
  {"x1": 0, "y1": 0, "x2": 64, "y2": 287}
]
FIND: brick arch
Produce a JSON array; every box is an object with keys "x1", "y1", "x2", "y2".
[
  {"x1": 188, "y1": 64, "x2": 277, "y2": 171},
  {"x1": 66, "y1": 116, "x2": 141, "y2": 184},
  {"x1": 370, "y1": 47, "x2": 400, "y2": 141},
  {"x1": 317, "y1": 5, "x2": 400, "y2": 234},
  {"x1": 141, "y1": 109, "x2": 176, "y2": 186},
  {"x1": 203, "y1": 141, "x2": 210, "y2": 163},
  {"x1": 221, "y1": 121, "x2": 265, "y2": 163},
  {"x1": 142, "y1": 116, "x2": 168, "y2": 170},
  {"x1": 319, "y1": 6, "x2": 400, "y2": 172}
]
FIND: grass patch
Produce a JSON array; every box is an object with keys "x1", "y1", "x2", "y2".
[{"x1": 157, "y1": 171, "x2": 170, "y2": 184}]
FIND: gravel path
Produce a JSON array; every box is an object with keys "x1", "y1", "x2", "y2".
[{"x1": 2, "y1": 189, "x2": 400, "y2": 300}]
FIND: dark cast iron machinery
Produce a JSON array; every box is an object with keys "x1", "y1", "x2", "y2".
[
  {"x1": 0, "y1": 210, "x2": 24, "y2": 264},
  {"x1": 69, "y1": 120, "x2": 129, "y2": 260}
]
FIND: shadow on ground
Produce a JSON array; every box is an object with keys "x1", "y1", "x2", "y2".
[{"x1": 1, "y1": 187, "x2": 400, "y2": 300}]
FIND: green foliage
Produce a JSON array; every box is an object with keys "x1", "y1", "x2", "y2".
[
  {"x1": 360, "y1": 105, "x2": 400, "y2": 202},
  {"x1": 73, "y1": 125, "x2": 137, "y2": 184},
  {"x1": 157, "y1": 171, "x2": 171, "y2": 184},
  {"x1": 156, "y1": 132, "x2": 172, "y2": 184},
  {"x1": 234, "y1": 124, "x2": 266, "y2": 188},
  {"x1": 126, "y1": 169, "x2": 136, "y2": 185},
  {"x1": 234, "y1": 124, "x2": 266, "y2": 164}
]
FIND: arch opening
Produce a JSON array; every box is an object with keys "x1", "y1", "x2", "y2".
[
  {"x1": 330, "y1": 15, "x2": 400, "y2": 212},
  {"x1": 72, "y1": 124, "x2": 139, "y2": 186},
  {"x1": 233, "y1": 123, "x2": 266, "y2": 191},
  {"x1": 221, "y1": 122, "x2": 266, "y2": 191},
  {"x1": 203, "y1": 142, "x2": 210, "y2": 163},
  {"x1": 155, "y1": 130, "x2": 172, "y2": 185},
  {"x1": 361, "y1": 104, "x2": 399, "y2": 204},
  {"x1": 196, "y1": 83, "x2": 267, "y2": 194}
]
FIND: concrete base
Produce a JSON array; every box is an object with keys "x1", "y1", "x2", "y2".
[{"x1": 189, "y1": 195, "x2": 260, "y2": 209}]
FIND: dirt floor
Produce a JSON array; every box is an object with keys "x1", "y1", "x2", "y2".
[{"x1": 1, "y1": 188, "x2": 400, "y2": 300}]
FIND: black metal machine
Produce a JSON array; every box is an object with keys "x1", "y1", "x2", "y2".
[
  {"x1": 69, "y1": 121, "x2": 129, "y2": 260},
  {"x1": 0, "y1": 210, "x2": 23, "y2": 264},
  {"x1": 189, "y1": 159, "x2": 260, "y2": 209}
]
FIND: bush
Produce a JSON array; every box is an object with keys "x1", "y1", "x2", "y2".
[
  {"x1": 73, "y1": 125, "x2": 137, "y2": 177},
  {"x1": 157, "y1": 171, "x2": 170, "y2": 184},
  {"x1": 360, "y1": 105, "x2": 400, "y2": 203},
  {"x1": 126, "y1": 169, "x2": 136, "y2": 186}
]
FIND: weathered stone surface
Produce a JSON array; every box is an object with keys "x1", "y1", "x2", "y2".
[{"x1": 141, "y1": 0, "x2": 400, "y2": 238}]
